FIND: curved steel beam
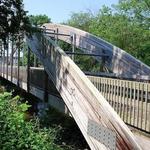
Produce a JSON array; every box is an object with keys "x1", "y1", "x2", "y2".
[{"x1": 43, "y1": 23, "x2": 150, "y2": 80}]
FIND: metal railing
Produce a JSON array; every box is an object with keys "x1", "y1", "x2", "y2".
[{"x1": 88, "y1": 75, "x2": 150, "y2": 132}]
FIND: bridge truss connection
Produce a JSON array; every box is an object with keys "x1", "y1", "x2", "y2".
[{"x1": 0, "y1": 23, "x2": 150, "y2": 150}]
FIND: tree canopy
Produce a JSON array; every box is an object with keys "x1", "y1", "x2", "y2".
[
  {"x1": 66, "y1": 0, "x2": 150, "y2": 66},
  {"x1": 66, "y1": 11, "x2": 93, "y2": 31},
  {"x1": 29, "y1": 14, "x2": 51, "y2": 27},
  {"x1": 0, "y1": 0, "x2": 30, "y2": 41}
]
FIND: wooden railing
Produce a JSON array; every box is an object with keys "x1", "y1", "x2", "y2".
[{"x1": 88, "y1": 76, "x2": 150, "y2": 133}]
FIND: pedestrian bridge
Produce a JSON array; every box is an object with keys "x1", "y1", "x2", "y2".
[{"x1": 0, "y1": 23, "x2": 150, "y2": 150}]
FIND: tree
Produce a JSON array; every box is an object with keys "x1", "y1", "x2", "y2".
[
  {"x1": 116, "y1": 0, "x2": 150, "y2": 28},
  {"x1": 29, "y1": 14, "x2": 51, "y2": 27},
  {"x1": 67, "y1": 11, "x2": 94, "y2": 31},
  {"x1": 65, "y1": 2, "x2": 150, "y2": 66},
  {"x1": 22, "y1": 14, "x2": 51, "y2": 67},
  {"x1": 114, "y1": 0, "x2": 150, "y2": 64},
  {"x1": 0, "y1": 0, "x2": 30, "y2": 41},
  {"x1": 0, "y1": 92, "x2": 62, "y2": 150}
]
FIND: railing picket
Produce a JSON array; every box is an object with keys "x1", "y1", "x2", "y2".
[
  {"x1": 105, "y1": 79, "x2": 108, "y2": 101},
  {"x1": 3, "y1": 48, "x2": 5, "y2": 78},
  {"x1": 11, "y1": 39, "x2": 14, "y2": 82},
  {"x1": 99, "y1": 77, "x2": 101, "y2": 92},
  {"x1": 104, "y1": 78, "x2": 107, "y2": 98},
  {"x1": 122, "y1": 81, "x2": 126, "y2": 121},
  {"x1": 111, "y1": 79, "x2": 114, "y2": 107},
  {"x1": 108, "y1": 79, "x2": 111, "y2": 103},
  {"x1": 119, "y1": 80, "x2": 122, "y2": 117},
  {"x1": 148, "y1": 85, "x2": 150, "y2": 132},
  {"x1": 116, "y1": 80, "x2": 119, "y2": 113},
  {"x1": 114, "y1": 79, "x2": 116, "y2": 108},
  {"x1": 133, "y1": 82, "x2": 136, "y2": 126},
  {"x1": 101, "y1": 78, "x2": 104, "y2": 96},
  {"x1": 136, "y1": 83, "x2": 140, "y2": 128},
  {"x1": 125, "y1": 82, "x2": 128, "y2": 123},
  {"x1": 140, "y1": 83, "x2": 144, "y2": 129},
  {"x1": 129, "y1": 81, "x2": 132, "y2": 125},
  {"x1": 0, "y1": 42, "x2": 3, "y2": 76},
  {"x1": 144, "y1": 84, "x2": 148, "y2": 131},
  {"x1": 1, "y1": 45, "x2": 3, "y2": 77},
  {"x1": 6, "y1": 42, "x2": 8, "y2": 80}
]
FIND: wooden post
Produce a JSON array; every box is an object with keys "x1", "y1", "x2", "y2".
[
  {"x1": 6, "y1": 39, "x2": 8, "y2": 80},
  {"x1": 17, "y1": 36, "x2": 20, "y2": 86},
  {"x1": 1, "y1": 44, "x2": 4, "y2": 77},
  {"x1": 71, "y1": 34, "x2": 76, "y2": 61},
  {"x1": 22, "y1": 43, "x2": 25, "y2": 66},
  {"x1": 145, "y1": 84, "x2": 148, "y2": 131},
  {"x1": 33, "y1": 54, "x2": 38, "y2": 67},
  {"x1": 27, "y1": 47, "x2": 30, "y2": 93},
  {"x1": 0, "y1": 42, "x2": 2, "y2": 76},
  {"x1": 3, "y1": 45, "x2": 5, "y2": 78},
  {"x1": 44, "y1": 69, "x2": 48, "y2": 103},
  {"x1": 11, "y1": 39, "x2": 14, "y2": 82},
  {"x1": 56, "y1": 28, "x2": 58, "y2": 44}
]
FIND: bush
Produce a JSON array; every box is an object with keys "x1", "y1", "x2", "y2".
[{"x1": 0, "y1": 92, "x2": 62, "y2": 150}]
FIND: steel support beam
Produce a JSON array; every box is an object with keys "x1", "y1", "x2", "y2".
[{"x1": 65, "y1": 51, "x2": 109, "y2": 57}]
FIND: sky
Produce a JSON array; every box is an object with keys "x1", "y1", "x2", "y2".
[{"x1": 23, "y1": 0, "x2": 118, "y2": 23}]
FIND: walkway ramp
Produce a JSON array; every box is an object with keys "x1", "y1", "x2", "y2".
[{"x1": 27, "y1": 31, "x2": 142, "y2": 150}]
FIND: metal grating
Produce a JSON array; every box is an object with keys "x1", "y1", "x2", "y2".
[{"x1": 87, "y1": 119, "x2": 116, "y2": 150}]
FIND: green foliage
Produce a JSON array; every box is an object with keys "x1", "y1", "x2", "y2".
[
  {"x1": 0, "y1": 92, "x2": 62, "y2": 150},
  {"x1": 0, "y1": 0, "x2": 31, "y2": 41},
  {"x1": 116, "y1": 0, "x2": 150, "y2": 28},
  {"x1": 58, "y1": 41, "x2": 101, "y2": 72},
  {"x1": 40, "y1": 107, "x2": 89, "y2": 150},
  {"x1": 66, "y1": 1, "x2": 150, "y2": 66},
  {"x1": 29, "y1": 15, "x2": 51, "y2": 27},
  {"x1": 67, "y1": 11, "x2": 93, "y2": 31},
  {"x1": 22, "y1": 49, "x2": 34, "y2": 66}
]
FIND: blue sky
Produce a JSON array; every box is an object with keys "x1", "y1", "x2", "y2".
[{"x1": 23, "y1": 0, "x2": 118, "y2": 23}]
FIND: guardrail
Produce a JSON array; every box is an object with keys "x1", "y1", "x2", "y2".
[{"x1": 88, "y1": 76, "x2": 150, "y2": 133}]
